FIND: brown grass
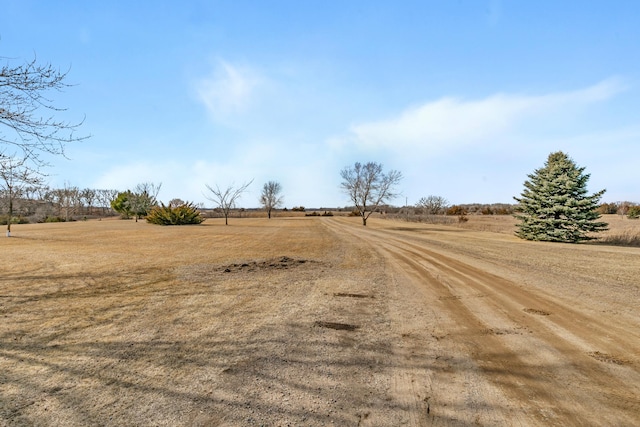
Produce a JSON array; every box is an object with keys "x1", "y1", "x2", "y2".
[
  {"x1": 2, "y1": 216, "x2": 639, "y2": 425},
  {"x1": 440, "y1": 213, "x2": 640, "y2": 245},
  {"x1": 0, "y1": 218, "x2": 346, "y2": 426}
]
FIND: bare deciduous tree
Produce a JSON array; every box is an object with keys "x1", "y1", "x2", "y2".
[
  {"x1": 81, "y1": 188, "x2": 97, "y2": 215},
  {"x1": 205, "y1": 180, "x2": 253, "y2": 225},
  {"x1": 0, "y1": 153, "x2": 45, "y2": 236},
  {"x1": 416, "y1": 195, "x2": 449, "y2": 214},
  {"x1": 129, "y1": 182, "x2": 162, "y2": 222},
  {"x1": 53, "y1": 183, "x2": 80, "y2": 222},
  {"x1": 1, "y1": 55, "x2": 88, "y2": 164},
  {"x1": 97, "y1": 189, "x2": 119, "y2": 215},
  {"x1": 340, "y1": 161, "x2": 402, "y2": 226},
  {"x1": 259, "y1": 181, "x2": 283, "y2": 219}
]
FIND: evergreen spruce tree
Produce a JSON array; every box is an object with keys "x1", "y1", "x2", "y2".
[{"x1": 514, "y1": 151, "x2": 608, "y2": 243}]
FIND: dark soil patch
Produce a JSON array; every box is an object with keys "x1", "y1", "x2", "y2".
[
  {"x1": 439, "y1": 295, "x2": 462, "y2": 301},
  {"x1": 221, "y1": 256, "x2": 312, "y2": 273},
  {"x1": 314, "y1": 321, "x2": 359, "y2": 331},
  {"x1": 588, "y1": 351, "x2": 628, "y2": 365},
  {"x1": 481, "y1": 328, "x2": 523, "y2": 336},
  {"x1": 523, "y1": 308, "x2": 551, "y2": 316},
  {"x1": 333, "y1": 293, "x2": 373, "y2": 299}
]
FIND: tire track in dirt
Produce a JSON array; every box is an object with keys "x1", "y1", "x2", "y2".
[
  {"x1": 325, "y1": 218, "x2": 640, "y2": 426},
  {"x1": 324, "y1": 219, "x2": 534, "y2": 425},
  {"x1": 390, "y1": 236, "x2": 640, "y2": 359}
]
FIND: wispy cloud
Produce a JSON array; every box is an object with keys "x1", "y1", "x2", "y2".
[
  {"x1": 195, "y1": 60, "x2": 262, "y2": 119},
  {"x1": 348, "y1": 78, "x2": 626, "y2": 154}
]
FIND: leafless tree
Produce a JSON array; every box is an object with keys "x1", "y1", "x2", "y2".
[
  {"x1": 168, "y1": 198, "x2": 186, "y2": 207},
  {"x1": 0, "y1": 153, "x2": 45, "y2": 236},
  {"x1": 96, "y1": 189, "x2": 119, "y2": 215},
  {"x1": 259, "y1": 181, "x2": 283, "y2": 219},
  {"x1": 340, "y1": 162, "x2": 402, "y2": 226},
  {"x1": 1, "y1": 55, "x2": 88, "y2": 164},
  {"x1": 205, "y1": 180, "x2": 253, "y2": 225},
  {"x1": 52, "y1": 183, "x2": 80, "y2": 221},
  {"x1": 128, "y1": 182, "x2": 162, "y2": 222},
  {"x1": 81, "y1": 188, "x2": 97, "y2": 215},
  {"x1": 416, "y1": 195, "x2": 449, "y2": 214}
]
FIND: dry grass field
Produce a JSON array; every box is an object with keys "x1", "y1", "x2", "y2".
[
  {"x1": 457, "y1": 213, "x2": 640, "y2": 240},
  {"x1": 1, "y1": 216, "x2": 639, "y2": 426}
]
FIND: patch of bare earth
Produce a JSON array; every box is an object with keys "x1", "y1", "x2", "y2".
[{"x1": 1, "y1": 216, "x2": 639, "y2": 426}]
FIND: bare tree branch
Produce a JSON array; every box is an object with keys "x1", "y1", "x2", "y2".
[
  {"x1": 259, "y1": 181, "x2": 283, "y2": 219},
  {"x1": 1, "y1": 55, "x2": 89, "y2": 165},
  {"x1": 204, "y1": 180, "x2": 253, "y2": 225},
  {"x1": 0, "y1": 151, "x2": 46, "y2": 236},
  {"x1": 340, "y1": 162, "x2": 402, "y2": 226},
  {"x1": 416, "y1": 195, "x2": 449, "y2": 214}
]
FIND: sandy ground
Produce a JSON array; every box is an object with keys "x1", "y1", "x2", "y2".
[{"x1": 0, "y1": 217, "x2": 639, "y2": 426}]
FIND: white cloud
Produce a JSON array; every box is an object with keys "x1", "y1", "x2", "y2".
[
  {"x1": 195, "y1": 60, "x2": 262, "y2": 118},
  {"x1": 349, "y1": 78, "x2": 625, "y2": 154}
]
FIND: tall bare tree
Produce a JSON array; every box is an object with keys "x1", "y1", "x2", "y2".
[
  {"x1": 259, "y1": 181, "x2": 283, "y2": 219},
  {"x1": 340, "y1": 162, "x2": 402, "y2": 226},
  {"x1": 1, "y1": 55, "x2": 88, "y2": 164},
  {"x1": 205, "y1": 180, "x2": 252, "y2": 225},
  {"x1": 0, "y1": 153, "x2": 45, "y2": 236}
]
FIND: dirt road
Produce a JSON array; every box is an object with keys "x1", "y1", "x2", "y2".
[
  {"x1": 1, "y1": 217, "x2": 639, "y2": 426},
  {"x1": 325, "y1": 217, "x2": 640, "y2": 426}
]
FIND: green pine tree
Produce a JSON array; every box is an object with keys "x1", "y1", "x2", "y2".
[{"x1": 514, "y1": 151, "x2": 608, "y2": 243}]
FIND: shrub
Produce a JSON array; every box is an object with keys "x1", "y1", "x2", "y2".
[
  {"x1": 627, "y1": 205, "x2": 640, "y2": 219},
  {"x1": 599, "y1": 230, "x2": 640, "y2": 247},
  {"x1": 480, "y1": 206, "x2": 494, "y2": 215},
  {"x1": 40, "y1": 216, "x2": 66, "y2": 223},
  {"x1": 447, "y1": 205, "x2": 467, "y2": 216},
  {"x1": 598, "y1": 202, "x2": 619, "y2": 215},
  {"x1": 0, "y1": 216, "x2": 29, "y2": 225},
  {"x1": 146, "y1": 202, "x2": 204, "y2": 225}
]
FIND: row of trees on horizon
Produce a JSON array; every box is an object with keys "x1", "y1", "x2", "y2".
[{"x1": 2, "y1": 178, "x2": 639, "y2": 223}]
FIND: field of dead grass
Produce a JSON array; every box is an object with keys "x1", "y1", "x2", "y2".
[
  {"x1": 0, "y1": 218, "x2": 400, "y2": 426},
  {"x1": 1, "y1": 216, "x2": 639, "y2": 425},
  {"x1": 454, "y1": 213, "x2": 640, "y2": 244}
]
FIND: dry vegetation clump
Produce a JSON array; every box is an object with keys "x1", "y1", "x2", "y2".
[
  {"x1": 599, "y1": 231, "x2": 640, "y2": 247},
  {"x1": 597, "y1": 229, "x2": 640, "y2": 247},
  {"x1": 590, "y1": 214, "x2": 640, "y2": 247},
  {"x1": 386, "y1": 212, "x2": 457, "y2": 225}
]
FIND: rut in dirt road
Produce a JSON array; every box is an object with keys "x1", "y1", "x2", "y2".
[{"x1": 325, "y1": 217, "x2": 640, "y2": 426}]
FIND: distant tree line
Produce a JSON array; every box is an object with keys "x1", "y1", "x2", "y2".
[
  {"x1": 597, "y1": 201, "x2": 640, "y2": 218},
  {"x1": 0, "y1": 185, "x2": 120, "y2": 224}
]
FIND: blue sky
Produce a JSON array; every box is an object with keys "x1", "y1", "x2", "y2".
[{"x1": 2, "y1": 1, "x2": 639, "y2": 208}]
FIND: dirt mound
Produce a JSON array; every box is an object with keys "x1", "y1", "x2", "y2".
[{"x1": 220, "y1": 256, "x2": 312, "y2": 273}]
